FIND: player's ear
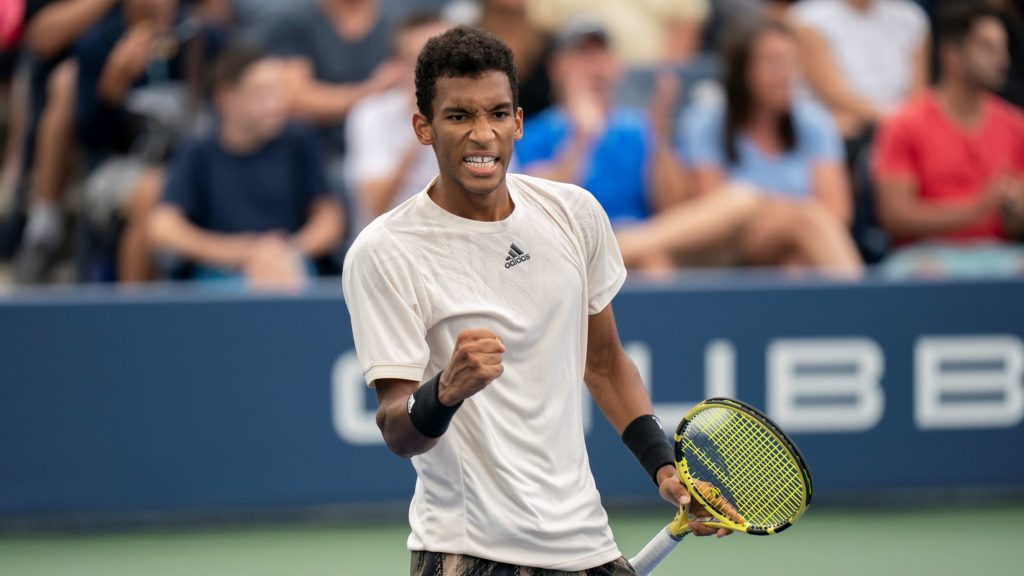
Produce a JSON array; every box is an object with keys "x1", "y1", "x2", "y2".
[
  {"x1": 412, "y1": 112, "x2": 434, "y2": 145},
  {"x1": 513, "y1": 107, "x2": 524, "y2": 141}
]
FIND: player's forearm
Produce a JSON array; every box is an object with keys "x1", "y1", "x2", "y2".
[
  {"x1": 25, "y1": 0, "x2": 119, "y2": 58},
  {"x1": 377, "y1": 398, "x2": 439, "y2": 458},
  {"x1": 586, "y1": 346, "x2": 655, "y2": 434}
]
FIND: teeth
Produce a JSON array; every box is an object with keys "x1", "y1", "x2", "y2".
[{"x1": 464, "y1": 155, "x2": 497, "y2": 167}]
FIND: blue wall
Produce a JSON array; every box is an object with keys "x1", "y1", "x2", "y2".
[{"x1": 1, "y1": 275, "x2": 1022, "y2": 520}]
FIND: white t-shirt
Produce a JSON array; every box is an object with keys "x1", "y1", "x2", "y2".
[
  {"x1": 341, "y1": 173, "x2": 627, "y2": 570},
  {"x1": 792, "y1": 0, "x2": 929, "y2": 112},
  {"x1": 344, "y1": 88, "x2": 439, "y2": 231}
]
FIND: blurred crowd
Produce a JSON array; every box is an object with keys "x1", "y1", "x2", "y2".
[{"x1": 0, "y1": 0, "x2": 1022, "y2": 288}]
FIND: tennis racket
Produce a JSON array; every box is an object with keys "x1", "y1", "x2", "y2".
[{"x1": 628, "y1": 397, "x2": 813, "y2": 575}]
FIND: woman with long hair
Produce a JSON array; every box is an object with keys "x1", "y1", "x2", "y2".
[{"x1": 677, "y1": 17, "x2": 862, "y2": 271}]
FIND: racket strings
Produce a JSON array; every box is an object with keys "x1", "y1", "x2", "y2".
[
  {"x1": 686, "y1": 414, "x2": 789, "y2": 522},
  {"x1": 687, "y1": 414, "x2": 802, "y2": 525},
  {"x1": 691, "y1": 412, "x2": 801, "y2": 522},
  {"x1": 682, "y1": 408, "x2": 805, "y2": 528},
  {"x1": 706, "y1": 412, "x2": 803, "y2": 518}
]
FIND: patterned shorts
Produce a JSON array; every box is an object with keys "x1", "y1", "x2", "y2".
[{"x1": 410, "y1": 551, "x2": 636, "y2": 576}]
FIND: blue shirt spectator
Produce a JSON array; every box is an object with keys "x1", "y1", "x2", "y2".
[
  {"x1": 516, "y1": 106, "x2": 654, "y2": 223},
  {"x1": 679, "y1": 98, "x2": 844, "y2": 199},
  {"x1": 163, "y1": 124, "x2": 329, "y2": 235}
]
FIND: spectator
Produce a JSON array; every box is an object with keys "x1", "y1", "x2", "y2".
[
  {"x1": 679, "y1": 18, "x2": 862, "y2": 272},
  {"x1": 225, "y1": 0, "x2": 315, "y2": 46},
  {"x1": 148, "y1": 47, "x2": 344, "y2": 288},
  {"x1": 476, "y1": 0, "x2": 554, "y2": 118},
  {"x1": 516, "y1": 17, "x2": 687, "y2": 228},
  {"x1": 792, "y1": 0, "x2": 930, "y2": 147},
  {"x1": 10, "y1": 0, "x2": 122, "y2": 279},
  {"x1": 344, "y1": 12, "x2": 449, "y2": 227},
  {"x1": 267, "y1": 0, "x2": 402, "y2": 156},
  {"x1": 516, "y1": 18, "x2": 778, "y2": 272},
  {"x1": 526, "y1": 0, "x2": 710, "y2": 65},
  {"x1": 873, "y1": 3, "x2": 1024, "y2": 276}
]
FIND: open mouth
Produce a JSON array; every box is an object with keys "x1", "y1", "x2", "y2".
[{"x1": 463, "y1": 155, "x2": 500, "y2": 175}]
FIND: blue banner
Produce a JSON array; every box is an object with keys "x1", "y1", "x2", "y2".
[{"x1": 1, "y1": 275, "x2": 1022, "y2": 520}]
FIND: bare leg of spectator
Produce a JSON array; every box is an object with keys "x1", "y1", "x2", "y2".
[
  {"x1": 742, "y1": 200, "x2": 862, "y2": 276},
  {"x1": 118, "y1": 168, "x2": 162, "y2": 283},
  {"x1": 0, "y1": 64, "x2": 28, "y2": 214},
  {"x1": 616, "y1": 183, "x2": 761, "y2": 268},
  {"x1": 16, "y1": 60, "x2": 77, "y2": 281}
]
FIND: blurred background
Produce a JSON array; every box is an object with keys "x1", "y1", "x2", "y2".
[{"x1": 0, "y1": 0, "x2": 1022, "y2": 574}]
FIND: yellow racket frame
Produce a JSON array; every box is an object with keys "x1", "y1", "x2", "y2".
[{"x1": 669, "y1": 397, "x2": 813, "y2": 537}]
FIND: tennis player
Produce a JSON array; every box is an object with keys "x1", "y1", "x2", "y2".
[{"x1": 342, "y1": 26, "x2": 729, "y2": 576}]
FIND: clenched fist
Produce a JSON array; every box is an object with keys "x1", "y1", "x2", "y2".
[{"x1": 438, "y1": 329, "x2": 505, "y2": 407}]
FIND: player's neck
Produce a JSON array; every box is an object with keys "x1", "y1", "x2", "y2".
[{"x1": 429, "y1": 175, "x2": 514, "y2": 222}]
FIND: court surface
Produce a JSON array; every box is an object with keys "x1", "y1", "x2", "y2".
[{"x1": 2, "y1": 504, "x2": 1020, "y2": 575}]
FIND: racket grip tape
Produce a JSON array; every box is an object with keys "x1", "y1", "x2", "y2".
[{"x1": 628, "y1": 526, "x2": 686, "y2": 576}]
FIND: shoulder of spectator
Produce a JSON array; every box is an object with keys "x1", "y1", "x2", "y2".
[
  {"x1": 679, "y1": 98, "x2": 724, "y2": 139},
  {"x1": 793, "y1": 99, "x2": 839, "y2": 135},
  {"x1": 987, "y1": 94, "x2": 1024, "y2": 126}
]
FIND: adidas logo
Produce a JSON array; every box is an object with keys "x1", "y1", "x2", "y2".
[{"x1": 504, "y1": 243, "x2": 531, "y2": 269}]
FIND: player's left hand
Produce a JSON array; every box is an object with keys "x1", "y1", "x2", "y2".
[{"x1": 655, "y1": 465, "x2": 732, "y2": 538}]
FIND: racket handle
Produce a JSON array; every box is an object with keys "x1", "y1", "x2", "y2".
[{"x1": 628, "y1": 526, "x2": 686, "y2": 576}]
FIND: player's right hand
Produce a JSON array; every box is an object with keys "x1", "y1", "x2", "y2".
[{"x1": 439, "y1": 329, "x2": 505, "y2": 407}]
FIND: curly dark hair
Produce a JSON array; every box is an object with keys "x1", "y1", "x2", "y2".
[{"x1": 415, "y1": 25, "x2": 519, "y2": 121}]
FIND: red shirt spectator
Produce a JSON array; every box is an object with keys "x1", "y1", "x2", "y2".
[{"x1": 874, "y1": 91, "x2": 1024, "y2": 243}]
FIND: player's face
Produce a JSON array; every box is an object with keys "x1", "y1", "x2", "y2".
[
  {"x1": 961, "y1": 17, "x2": 1009, "y2": 91},
  {"x1": 415, "y1": 71, "x2": 524, "y2": 197},
  {"x1": 747, "y1": 30, "x2": 797, "y2": 113}
]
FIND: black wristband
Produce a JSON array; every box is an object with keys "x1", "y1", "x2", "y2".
[
  {"x1": 407, "y1": 371, "x2": 462, "y2": 439},
  {"x1": 621, "y1": 415, "x2": 675, "y2": 486}
]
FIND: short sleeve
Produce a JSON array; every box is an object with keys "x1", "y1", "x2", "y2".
[
  {"x1": 872, "y1": 113, "x2": 918, "y2": 182},
  {"x1": 574, "y1": 190, "x2": 627, "y2": 314},
  {"x1": 162, "y1": 139, "x2": 203, "y2": 220},
  {"x1": 342, "y1": 231, "x2": 431, "y2": 386},
  {"x1": 798, "y1": 103, "x2": 844, "y2": 164},
  {"x1": 678, "y1": 101, "x2": 725, "y2": 169}
]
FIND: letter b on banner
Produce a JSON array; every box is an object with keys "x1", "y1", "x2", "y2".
[
  {"x1": 915, "y1": 336, "x2": 1024, "y2": 430},
  {"x1": 768, "y1": 338, "x2": 885, "y2": 433}
]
